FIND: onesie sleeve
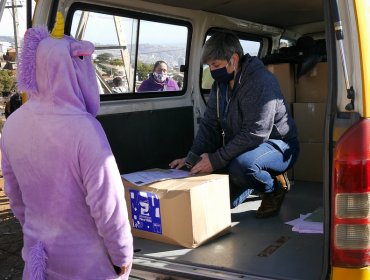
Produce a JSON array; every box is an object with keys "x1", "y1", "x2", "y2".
[
  {"x1": 79, "y1": 119, "x2": 133, "y2": 268},
  {"x1": 1, "y1": 137, "x2": 25, "y2": 226}
]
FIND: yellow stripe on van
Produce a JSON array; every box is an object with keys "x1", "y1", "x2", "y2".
[
  {"x1": 332, "y1": 266, "x2": 370, "y2": 279},
  {"x1": 354, "y1": 0, "x2": 370, "y2": 117}
]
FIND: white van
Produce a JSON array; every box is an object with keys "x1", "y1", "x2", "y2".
[{"x1": 29, "y1": 0, "x2": 370, "y2": 279}]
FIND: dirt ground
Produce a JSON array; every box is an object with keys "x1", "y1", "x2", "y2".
[
  {"x1": 0, "y1": 182, "x2": 166, "y2": 280},
  {"x1": 0, "y1": 185, "x2": 24, "y2": 280}
]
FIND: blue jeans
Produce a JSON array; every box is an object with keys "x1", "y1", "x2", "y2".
[{"x1": 228, "y1": 138, "x2": 300, "y2": 208}]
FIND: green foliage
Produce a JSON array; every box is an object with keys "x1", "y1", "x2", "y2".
[
  {"x1": 136, "y1": 61, "x2": 153, "y2": 81},
  {"x1": 110, "y1": 59, "x2": 123, "y2": 66},
  {"x1": 0, "y1": 70, "x2": 17, "y2": 93},
  {"x1": 96, "y1": 53, "x2": 113, "y2": 62},
  {"x1": 99, "y1": 65, "x2": 111, "y2": 75}
]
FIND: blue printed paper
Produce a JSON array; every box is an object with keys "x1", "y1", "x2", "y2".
[{"x1": 129, "y1": 189, "x2": 162, "y2": 234}]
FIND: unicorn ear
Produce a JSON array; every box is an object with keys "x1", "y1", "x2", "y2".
[{"x1": 50, "y1": 11, "x2": 64, "y2": 39}]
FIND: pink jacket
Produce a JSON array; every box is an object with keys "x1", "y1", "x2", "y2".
[{"x1": 1, "y1": 27, "x2": 133, "y2": 279}]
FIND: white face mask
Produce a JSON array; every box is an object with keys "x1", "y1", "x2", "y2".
[{"x1": 153, "y1": 72, "x2": 167, "y2": 82}]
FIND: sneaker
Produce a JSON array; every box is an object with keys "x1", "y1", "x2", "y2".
[
  {"x1": 255, "y1": 180, "x2": 287, "y2": 218},
  {"x1": 275, "y1": 172, "x2": 290, "y2": 192}
]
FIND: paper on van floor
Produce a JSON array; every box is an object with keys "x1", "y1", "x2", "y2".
[
  {"x1": 286, "y1": 208, "x2": 323, "y2": 234},
  {"x1": 121, "y1": 168, "x2": 189, "y2": 186}
]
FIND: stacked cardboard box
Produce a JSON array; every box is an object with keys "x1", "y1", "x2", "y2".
[
  {"x1": 267, "y1": 62, "x2": 328, "y2": 182},
  {"x1": 266, "y1": 63, "x2": 295, "y2": 179},
  {"x1": 294, "y1": 63, "x2": 328, "y2": 182},
  {"x1": 266, "y1": 64, "x2": 295, "y2": 104},
  {"x1": 293, "y1": 103, "x2": 325, "y2": 182}
]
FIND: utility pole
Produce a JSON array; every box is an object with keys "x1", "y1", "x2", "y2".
[
  {"x1": 0, "y1": 0, "x2": 6, "y2": 24},
  {"x1": 114, "y1": 16, "x2": 133, "y2": 90},
  {"x1": 11, "y1": 0, "x2": 20, "y2": 55}
]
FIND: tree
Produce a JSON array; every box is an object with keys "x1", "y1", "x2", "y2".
[
  {"x1": 136, "y1": 61, "x2": 153, "y2": 81},
  {"x1": 110, "y1": 59, "x2": 124, "y2": 66},
  {"x1": 96, "y1": 53, "x2": 113, "y2": 62},
  {"x1": 0, "y1": 70, "x2": 17, "y2": 94}
]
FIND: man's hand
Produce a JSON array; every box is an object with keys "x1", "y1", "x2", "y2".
[
  {"x1": 169, "y1": 157, "x2": 186, "y2": 169},
  {"x1": 190, "y1": 153, "x2": 213, "y2": 175}
]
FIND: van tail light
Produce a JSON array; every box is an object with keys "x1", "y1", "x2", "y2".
[{"x1": 332, "y1": 118, "x2": 370, "y2": 267}]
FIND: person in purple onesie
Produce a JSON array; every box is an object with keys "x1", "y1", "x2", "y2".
[
  {"x1": 1, "y1": 12, "x2": 133, "y2": 280},
  {"x1": 137, "y1": 60, "x2": 180, "y2": 92}
]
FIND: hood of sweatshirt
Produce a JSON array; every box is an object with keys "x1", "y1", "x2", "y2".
[{"x1": 17, "y1": 26, "x2": 99, "y2": 116}]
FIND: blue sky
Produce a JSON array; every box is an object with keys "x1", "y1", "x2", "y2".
[
  {"x1": 1, "y1": 4, "x2": 260, "y2": 56},
  {"x1": 1, "y1": 6, "x2": 188, "y2": 46}
]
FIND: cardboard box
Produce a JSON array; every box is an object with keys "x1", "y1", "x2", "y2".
[
  {"x1": 296, "y1": 62, "x2": 328, "y2": 102},
  {"x1": 293, "y1": 103, "x2": 326, "y2": 142},
  {"x1": 266, "y1": 63, "x2": 295, "y2": 103},
  {"x1": 286, "y1": 102, "x2": 293, "y2": 115},
  {"x1": 122, "y1": 174, "x2": 231, "y2": 248},
  {"x1": 294, "y1": 142, "x2": 323, "y2": 182}
]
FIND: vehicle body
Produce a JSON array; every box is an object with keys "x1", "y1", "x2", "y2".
[{"x1": 27, "y1": 0, "x2": 370, "y2": 279}]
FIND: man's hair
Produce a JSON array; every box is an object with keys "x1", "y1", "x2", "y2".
[{"x1": 201, "y1": 31, "x2": 244, "y2": 65}]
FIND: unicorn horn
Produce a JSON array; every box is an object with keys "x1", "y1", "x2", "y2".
[{"x1": 50, "y1": 11, "x2": 64, "y2": 39}]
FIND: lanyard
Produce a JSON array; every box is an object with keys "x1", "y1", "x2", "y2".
[
  {"x1": 216, "y1": 71, "x2": 241, "y2": 146},
  {"x1": 216, "y1": 85, "x2": 231, "y2": 146}
]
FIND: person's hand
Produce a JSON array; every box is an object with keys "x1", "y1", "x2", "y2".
[
  {"x1": 113, "y1": 263, "x2": 131, "y2": 276},
  {"x1": 189, "y1": 153, "x2": 213, "y2": 175},
  {"x1": 169, "y1": 157, "x2": 186, "y2": 169}
]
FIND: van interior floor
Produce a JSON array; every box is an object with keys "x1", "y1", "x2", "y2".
[{"x1": 132, "y1": 181, "x2": 324, "y2": 280}]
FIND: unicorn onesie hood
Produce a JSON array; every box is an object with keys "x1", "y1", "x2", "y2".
[{"x1": 1, "y1": 13, "x2": 133, "y2": 279}]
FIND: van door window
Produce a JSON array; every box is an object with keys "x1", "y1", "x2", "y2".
[
  {"x1": 201, "y1": 35, "x2": 261, "y2": 90},
  {"x1": 68, "y1": 6, "x2": 190, "y2": 98}
]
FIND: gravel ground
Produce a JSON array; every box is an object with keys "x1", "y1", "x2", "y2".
[
  {"x1": 0, "y1": 186, "x2": 24, "y2": 280},
  {"x1": 0, "y1": 183, "x2": 165, "y2": 280}
]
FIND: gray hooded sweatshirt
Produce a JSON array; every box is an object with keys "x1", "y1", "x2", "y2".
[{"x1": 190, "y1": 54, "x2": 298, "y2": 170}]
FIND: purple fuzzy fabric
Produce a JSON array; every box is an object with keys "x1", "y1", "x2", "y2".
[
  {"x1": 16, "y1": 26, "x2": 49, "y2": 94},
  {"x1": 29, "y1": 241, "x2": 47, "y2": 280},
  {"x1": 2, "y1": 26, "x2": 133, "y2": 279}
]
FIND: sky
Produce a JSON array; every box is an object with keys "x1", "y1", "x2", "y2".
[
  {"x1": 1, "y1": 4, "x2": 188, "y2": 45},
  {"x1": 0, "y1": 1, "x2": 28, "y2": 38},
  {"x1": 71, "y1": 11, "x2": 188, "y2": 46},
  {"x1": 0, "y1": 2, "x2": 260, "y2": 55}
]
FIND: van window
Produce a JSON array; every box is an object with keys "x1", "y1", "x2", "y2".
[
  {"x1": 201, "y1": 34, "x2": 261, "y2": 90},
  {"x1": 68, "y1": 5, "x2": 190, "y2": 98}
]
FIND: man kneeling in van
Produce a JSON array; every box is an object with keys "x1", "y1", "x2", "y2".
[{"x1": 169, "y1": 31, "x2": 300, "y2": 218}]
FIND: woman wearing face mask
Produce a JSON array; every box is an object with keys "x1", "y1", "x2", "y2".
[
  {"x1": 169, "y1": 31, "x2": 300, "y2": 218},
  {"x1": 137, "y1": 60, "x2": 180, "y2": 92}
]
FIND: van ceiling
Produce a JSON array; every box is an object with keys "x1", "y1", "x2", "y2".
[{"x1": 140, "y1": 0, "x2": 324, "y2": 28}]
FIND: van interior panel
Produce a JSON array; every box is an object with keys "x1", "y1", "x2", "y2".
[
  {"x1": 136, "y1": 0, "x2": 324, "y2": 28},
  {"x1": 97, "y1": 107, "x2": 194, "y2": 173}
]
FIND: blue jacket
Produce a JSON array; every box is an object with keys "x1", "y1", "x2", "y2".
[{"x1": 190, "y1": 54, "x2": 298, "y2": 170}]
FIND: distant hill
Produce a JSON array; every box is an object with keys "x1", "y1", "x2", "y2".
[{"x1": 0, "y1": 36, "x2": 15, "y2": 44}]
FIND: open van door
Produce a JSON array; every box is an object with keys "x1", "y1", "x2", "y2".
[{"x1": 15, "y1": 0, "x2": 370, "y2": 279}]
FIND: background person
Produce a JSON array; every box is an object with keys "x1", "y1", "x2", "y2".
[
  {"x1": 169, "y1": 31, "x2": 299, "y2": 218},
  {"x1": 137, "y1": 60, "x2": 179, "y2": 92},
  {"x1": 4, "y1": 91, "x2": 22, "y2": 118},
  {"x1": 112, "y1": 76, "x2": 127, "y2": 93},
  {"x1": 1, "y1": 19, "x2": 133, "y2": 280}
]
